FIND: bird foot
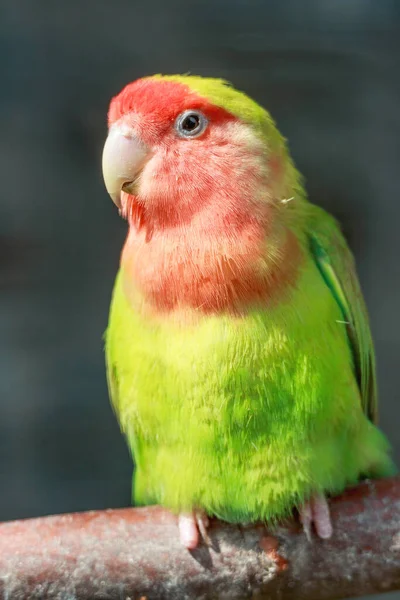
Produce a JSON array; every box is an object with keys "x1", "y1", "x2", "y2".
[
  {"x1": 178, "y1": 510, "x2": 210, "y2": 549},
  {"x1": 299, "y1": 494, "x2": 333, "y2": 540}
]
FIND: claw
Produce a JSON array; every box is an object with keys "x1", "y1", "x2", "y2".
[{"x1": 196, "y1": 512, "x2": 210, "y2": 545}]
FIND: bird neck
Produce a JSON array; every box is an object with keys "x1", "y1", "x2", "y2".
[{"x1": 120, "y1": 192, "x2": 302, "y2": 319}]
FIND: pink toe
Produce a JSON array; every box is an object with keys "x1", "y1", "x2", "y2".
[
  {"x1": 312, "y1": 495, "x2": 333, "y2": 539},
  {"x1": 179, "y1": 513, "x2": 199, "y2": 549},
  {"x1": 299, "y1": 501, "x2": 312, "y2": 525},
  {"x1": 299, "y1": 501, "x2": 313, "y2": 541}
]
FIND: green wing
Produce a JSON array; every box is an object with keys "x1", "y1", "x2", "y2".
[{"x1": 309, "y1": 207, "x2": 378, "y2": 423}]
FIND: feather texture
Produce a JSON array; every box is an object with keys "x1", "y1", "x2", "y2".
[
  {"x1": 309, "y1": 209, "x2": 378, "y2": 423},
  {"x1": 104, "y1": 75, "x2": 395, "y2": 524}
]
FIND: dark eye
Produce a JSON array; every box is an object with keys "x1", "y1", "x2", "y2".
[{"x1": 175, "y1": 110, "x2": 208, "y2": 138}]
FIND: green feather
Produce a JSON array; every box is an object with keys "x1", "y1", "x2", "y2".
[
  {"x1": 309, "y1": 212, "x2": 378, "y2": 423},
  {"x1": 105, "y1": 75, "x2": 395, "y2": 523},
  {"x1": 106, "y1": 238, "x2": 394, "y2": 522}
]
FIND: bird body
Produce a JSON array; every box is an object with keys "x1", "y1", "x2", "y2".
[{"x1": 103, "y1": 75, "x2": 394, "y2": 541}]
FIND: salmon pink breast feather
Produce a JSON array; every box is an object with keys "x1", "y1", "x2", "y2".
[{"x1": 102, "y1": 74, "x2": 395, "y2": 549}]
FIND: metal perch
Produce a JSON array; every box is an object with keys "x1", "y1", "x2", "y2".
[{"x1": 1, "y1": 477, "x2": 399, "y2": 599}]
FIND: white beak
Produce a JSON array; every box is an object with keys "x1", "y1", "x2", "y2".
[{"x1": 102, "y1": 126, "x2": 150, "y2": 208}]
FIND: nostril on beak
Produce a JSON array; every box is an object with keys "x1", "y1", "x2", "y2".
[{"x1": 122, "y1": 181, "x2": 136, "y2": 194}]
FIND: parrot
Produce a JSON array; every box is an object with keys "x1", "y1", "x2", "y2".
[{"x1": 102, "y1": 74, "x2": 395, "y2": 549}]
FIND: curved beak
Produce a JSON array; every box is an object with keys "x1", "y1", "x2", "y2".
[{"x1": 102, "y1": 126, "x2": 150, "y2": 208}]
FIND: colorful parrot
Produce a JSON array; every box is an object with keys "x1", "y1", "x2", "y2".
[{"x1": 102, "y1": 75, "x2": 395, "y2": 549}]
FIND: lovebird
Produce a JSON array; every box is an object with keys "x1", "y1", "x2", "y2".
[{"x1": 102, "y1": 75, "x2": 395, "y2": 549}]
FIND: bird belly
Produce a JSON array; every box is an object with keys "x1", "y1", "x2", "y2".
[{"x1": 108, "y1": 268, "x2": 393, "y2": 522}]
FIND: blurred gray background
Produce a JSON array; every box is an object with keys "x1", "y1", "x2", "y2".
[{"x1": 0, "y1": 1, "x2": 399, "y2": 597}]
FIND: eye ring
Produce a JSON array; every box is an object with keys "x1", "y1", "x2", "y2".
[{"x1": 175, "y1": 110, "x2": 208, "y2": 139}]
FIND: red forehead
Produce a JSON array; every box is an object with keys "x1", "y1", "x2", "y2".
[{"x1": 108, "y1": 78, "x2": 234, "y2": 127}]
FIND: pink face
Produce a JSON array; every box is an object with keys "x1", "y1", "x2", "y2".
[
  {"x1": 102, "y1": 78, "x2": 300, "y2": 316},
  {"x1": 102, "y1": 78, "x2": 271, "y2": 229}
]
